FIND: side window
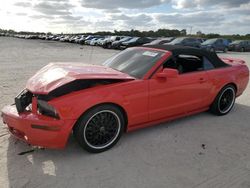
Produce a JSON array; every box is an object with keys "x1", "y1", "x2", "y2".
[
  {"x1": 203, "y1": 57, "x2": 214, "y2": 70},
  {"x1": 163, "y1": 58, "x2": 177, "y2": 70},
  {"x1": 138, "y1": 38, "x2": 143, "y2": 43},
  {"x1": 163, "y1": 54, "x2": 204, "y2": 74},
  {"x1": 183, "y1": 39, "x2": 188, "y2": 43}
]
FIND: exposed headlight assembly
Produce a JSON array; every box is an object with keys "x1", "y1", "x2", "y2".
[{"x1": 37, "y1": 100, "x2": 59, "y2": 119}]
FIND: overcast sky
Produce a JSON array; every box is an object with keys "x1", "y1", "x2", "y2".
[{"x1": 0, "y1": 0, "x2": 249, "y2": 34}]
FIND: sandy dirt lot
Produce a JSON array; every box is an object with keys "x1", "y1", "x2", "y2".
[{"x1": 0, "y1": 37, "x2": 250, "y2": 188}]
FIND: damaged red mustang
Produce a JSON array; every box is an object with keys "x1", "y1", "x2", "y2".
[{"x1": 1, "y1": 45, "x2": 249, "y2": 153}]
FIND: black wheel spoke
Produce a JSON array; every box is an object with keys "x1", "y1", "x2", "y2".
[
  {"x1": 219, "y1": 88, "x2": 235, "y2": 113},
  {"x1": 84, "y1": 111, "x2": 120, "y2": 148}
]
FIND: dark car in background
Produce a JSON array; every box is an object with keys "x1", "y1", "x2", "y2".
[
  {"x1": 111, "y1": 36, "x2": 132, "y2": 49},
  {"x1": 228, "y1": 40, "x2": 250, "y2": 52},
  {"x1": 201, "y1": 38, "x2": 230, "y2": 52},
  {"x1": 144, "y1": 37, "x2": 175, "y2": 45},
  {"x1": 102, "y1": 36, "x2": 122, "y2": 49},
  {"x1": 120, "y1": 37, "x2": 152, "y2": 49},
  {"x1": 166, "y1": 37, "x2": 201, "y2": 48}
]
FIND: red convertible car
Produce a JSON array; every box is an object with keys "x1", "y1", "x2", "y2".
[{"x1": 1, "y1": 45, "x2": 249, "y2": 153}]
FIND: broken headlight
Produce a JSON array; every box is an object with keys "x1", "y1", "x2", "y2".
[{"x1": 37, "y1": 100, "x2": 59, "y2": 119}]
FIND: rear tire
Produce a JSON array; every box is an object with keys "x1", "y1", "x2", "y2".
[
  {"x1": 210, "y1": 85, "x2": 236, "y2": 116},
  {"x1": 73, "y1": 104, "x2": 125, "y2": 153}
]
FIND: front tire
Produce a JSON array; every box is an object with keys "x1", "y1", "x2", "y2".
[
  {"x1": 73, "y1": 104, "x2": 125, "y2": 153},
  {"x1": 210, "y1": 85, "x2": 236, "y2": 116}
]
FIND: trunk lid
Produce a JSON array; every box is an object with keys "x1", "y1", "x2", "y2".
[{"x1": 220, "y1": 57, "x2": 246, "y2": 66}]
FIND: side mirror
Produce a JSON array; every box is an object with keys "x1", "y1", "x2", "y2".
[{"x1": 156, "y1": 68, "x2": 178, "y2": 79}]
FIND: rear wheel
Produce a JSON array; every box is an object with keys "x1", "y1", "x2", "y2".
[
  {"x1": 73, "y1": 104, "x2": 125, "y2": 153},
  {"x1": 210, "y1": 85, "x2": 236, "y2": 116}
]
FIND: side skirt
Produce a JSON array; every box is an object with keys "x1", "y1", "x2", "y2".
[{"x1": 126, "y1": 107, "x2": 209, "y2": 132}]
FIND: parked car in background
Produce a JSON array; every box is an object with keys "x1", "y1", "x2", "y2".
[
  {"x1": 102, "y1": 36, "x2": 122, "y2": 48},
  {"x1": 144, "y1": 37, "x2": 175, "y2": 45},
  {"x1": 120, "y1": 37, "x2": 152, "y2": 49},
  {"x1": 228, "y1": 40, "x2": 250, "y2": 52},
  {"x1": 38, "y1": 35, "x2": 47, "y2": 40},
  {"x1": 79, "y1": 35, "x2": 94, "y2": 45},
  {"x1": 75, "y1": 35, "x2": 86, "y2": 44},
  {"x1": 25, "y1": 35, "x2": 39, "y2": 39},
  {"x1": 60, "y1": 35, "x2": 72, "y2": 42},
  {"x1": 68, "y1": 36, "x2": 80, "y2": 43},
  {"x1": 52, "y1": 35, "x2": 62, "y2": 41},
  {"x1": 46, "y1": 35, "x2": 54, "y2": 40},
  {"x1": 111, "y1": 36, "x2": 132, "y2": 49},
  {"x1": 201, "y1": 38, "x2": 229, "y2": 52},
  {"x1": 166, "y1": 37, "x2": 201, "y2": 48},
  {"x1": 90, "y1": 37, "x2": 104, "y2": 46},
  {"x1": 96, "y1": 37, "x2": 107, "y2": 46},
  {"x1": 197, "y1": 38, "x2": 207, "y2": 43},
  {"x1": 85, "y1": 37, "x2": 98, "y2": 45}
]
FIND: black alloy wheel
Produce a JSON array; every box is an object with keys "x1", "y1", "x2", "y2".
[
  {"x1": 84, "y1": 110, "x2": 120, "y2": 149},
  {"x1": 210, "y1": 85, "x2": 236, "y2": 115},
  {"x1": 73, "y1": 104, "x2": 125, "y2": 153}
]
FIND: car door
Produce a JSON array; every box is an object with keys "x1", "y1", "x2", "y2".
[
  {"x1": 139, "y1": 38, "x2": 149, "y2": 45},
  {"x1": 246, "y1": 41, "x2": 250, "y2": 51},
  {"x1": 148, "y1": 56, "x2": 211, "y2": 121},
  {"x1": 183, "y1": 38, "x2": 190, "y2": 46},
  {"x1": 187, "y1": 38, "x2": 197, "y2": 47},
  {"x1": 216, "y1": 39, "x2": 224, "y2": 51}
]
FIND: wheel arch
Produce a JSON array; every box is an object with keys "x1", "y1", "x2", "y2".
[
  {"x1": 225, "y1": 82, "x2": 237, "y2": 93},
  {"x1": 210, "y1": 82, "x2": 238, "y2": 107},
  {"x1": 73, "y1": 102, "x2": 128, "y2": 132},
  {"x1": 210, "y1": 82, "x2": 237, "y2": 115}
]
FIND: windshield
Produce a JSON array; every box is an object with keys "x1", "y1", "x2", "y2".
[
  {"x1": 127, "y1": 37, "x2": 139, "y2": 43},
  {"x1": 149, "y1": 39, "x2": 161, "y2": 45},
  {"x1": 103, "y1": 48, "x2": 165, "y2": 78},
  {"x1": 119, "y1": 37, "x2": 132, "y2": 42},
  {"x1": 169, "y1": 37, "x2": 185, "y2": 44},
  {"x1": 110, "y1": 36, "x2": 117, "y2": 40},
  {"x1": 231, "y1": 40, "x2": 243, "y2": 44},
  {"x1": 202, "y1": 38, "x2": 217, "y2": 45}
]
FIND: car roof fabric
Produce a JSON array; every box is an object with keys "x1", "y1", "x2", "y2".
[{"x1": 143, "y1": 45, "x2": 229, "y2": 68}]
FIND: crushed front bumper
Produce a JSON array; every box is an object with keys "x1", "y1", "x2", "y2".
[{"x1": 1, "y1": 105, "x2": 76, "y2": 149}]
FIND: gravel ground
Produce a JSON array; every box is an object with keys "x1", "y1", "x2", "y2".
[{"x1": 0, "y1": 37, "x2": 250, "y2": 188}]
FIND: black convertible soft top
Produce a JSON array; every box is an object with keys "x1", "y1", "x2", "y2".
[{"x1": 144, "y1": 45, "x2": 229, "y2": 68}]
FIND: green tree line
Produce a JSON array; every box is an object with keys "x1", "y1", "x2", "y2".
[{"x1": 1, "y1": 28, "x2": 250, "y2": 40}]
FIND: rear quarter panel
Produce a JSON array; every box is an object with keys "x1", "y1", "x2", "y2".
[{"x1": 206, "y1": 64, "x2": 249, "y2": 105}]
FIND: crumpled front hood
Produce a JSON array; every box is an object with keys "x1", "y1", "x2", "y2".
[{"x1": 26, "y1": 63, "x2": 135, "y2": 94}]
